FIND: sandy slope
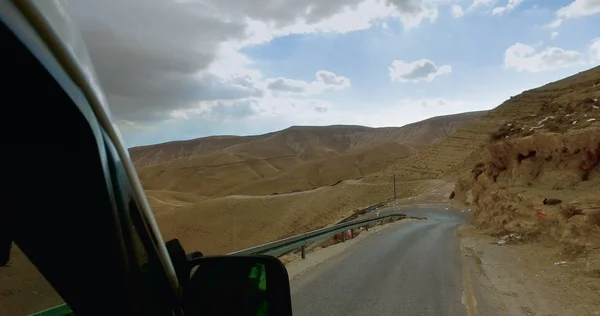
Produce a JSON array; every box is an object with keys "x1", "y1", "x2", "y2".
[
  {"x1": 130, "y1": 113, "x2": 485, "y2": 167},
  {"x1": 154, "y1": 179, "x2": 440, "y2": 255}
]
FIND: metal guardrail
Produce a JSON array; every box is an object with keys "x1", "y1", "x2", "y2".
[
  {"x1": 338, "y1": 198, "x2": 395, "y2": 223},
  {"x1": 229, "y1": 211, "x2": 407, "y2": 257}
]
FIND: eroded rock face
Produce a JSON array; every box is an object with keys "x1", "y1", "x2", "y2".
[
  {"x1": 452, "y1": 66, "x2": 600, "y2": 245},
  {"x1": 456, "y1": 128, "x2": 600, "y2": 245}
]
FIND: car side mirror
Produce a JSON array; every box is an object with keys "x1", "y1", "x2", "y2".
[{"x1": 183, "y1": 255, "x2": 293, "y2": 316}]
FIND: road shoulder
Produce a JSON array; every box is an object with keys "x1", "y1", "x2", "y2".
[{"x1": 459, "y1": 224, "x2": 600, "y2": 316}]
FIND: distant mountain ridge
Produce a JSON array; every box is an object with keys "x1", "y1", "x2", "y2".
[
  {"x1": 130, "y1": 110, "x2": 486, "y2": 168},
  {"x1": 129, "y1": 111, "x2": 485, "y2": 199}
]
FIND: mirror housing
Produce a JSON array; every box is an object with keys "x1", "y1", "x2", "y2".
[{"x1": 183, "y1": 255, "x2": 293, "y2": 316}]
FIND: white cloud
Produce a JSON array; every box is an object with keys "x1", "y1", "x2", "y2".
[
  {"x1": 557, "y1": 0, "x2": 600, "y2": 20},
  {"x1": 261, "y1": 97, "x2": 471, "y2": 126},
  {"x1": 590, "y1": 38, "x2": 600, "y2": 60},
  {"x1": 546, "y1": 19, "x2": 562, "y2": 28},
  {"x1": 492, "y1": 0, "x2": 524, "y2": 15},
  {"x1": 267, "y1": 78, "x2": 309, "y2": 94},
  {"x1": 67, "y1": 0, "x2": 442, "y2": 125},
  {"x1": 547, "y1": 0, "x2": 600, "y2": 29},
  {"x1": 451, "y1": 5, "x2": 464, "y2": 17},
  {"x1": 389, "y1": 59, "x2": 452, "y2": 82},
  {"x1": 238, "y1": 0, "x2": 439, "y2": 47},
  {"x1": 551, "y1": 32, "x2": 559, "y2": 40},
  {"x1": 504, "y1": 42, "x2": 584, "y2": 72},
  {"x1": 468, "y1": 0, "x2": 497, "y2": 10},
  {"x1": 418, "y1": 98, "x2": 463, "y2": 108},
  {"x1": 167, "y1": 96, "x2": 336, "y2": 122},
  {"x1": 278, "y1": 97, "x2": 489, "y2": 128},
  {"x1": 256, "y1": 97, "x2": 335, "y2": 117},
  {"x1": 471, "y1": 0, "x2": 497, "y2": 7},
  {"x1": 265, "y1": 71, "x2": 350, "y2": 95}
]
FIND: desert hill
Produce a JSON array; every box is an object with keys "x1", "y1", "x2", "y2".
[
  {"x1": 130, "y1": 112, "x2": 485, "y2": 167},
  {"x1": 132, "y1": 111, "x2": 485, "y2": 198},
  {"x1": 364, "y1": 66, "x2": 600, "y2": 247}
]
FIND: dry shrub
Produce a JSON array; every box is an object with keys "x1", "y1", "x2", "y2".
[
  {"x1": 540, "y1": 101, "x2": 558, "y2": 112},
  {"x1": 517, "y1": 150, "x2": 537, "y2": 163},
  {"x1": 560, "y1": 204, "x2": 584, "y2": 220},
  {"x1": 546, "y1": 121, "x2": 562, "y2": 133},
  {"x1": 490, "y1": 125, "x2": 512, "y2": 141},
  {"x1": 490, "y1": 123, "x2": 530, "y2": 141},
  {"x1": 564, "y1": 104, "x2": 575, "y2": 114},
  {"x1": 582, "y1": 97, "x2": 596, "y2": 105}
]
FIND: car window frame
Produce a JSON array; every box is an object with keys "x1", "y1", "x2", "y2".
[
  {"x1": 12, "y1": 0, "x2": 182, "y2": 298},
  {"x1": 1, "y1": 2, "x2": 182, "y2": 315}
]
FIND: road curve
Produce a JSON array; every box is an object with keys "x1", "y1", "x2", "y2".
[{"x1": 290, "y1": 206, "x2": 470, "y2": 316}]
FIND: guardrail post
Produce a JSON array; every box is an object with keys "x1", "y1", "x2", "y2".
[
  {"x1": 350, "y1": 229, "x2": 354, "y2": 239},
  {"x1": 365, "y1": 224, "x2": 368, "y2": 231},
  {"x1": 301, "y1": 245, "x2": 306, "y2": 259},
  {"x1": 341, "y1": 231, "x2": 346, "y2": 242}
]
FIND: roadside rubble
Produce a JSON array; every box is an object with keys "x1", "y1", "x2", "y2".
[
  {"x1": 554, "y1": 261, "x2": 568, "y2": 265},
  {"x1": 497, "y1": 233, "x2": 522, "y2": 246}
]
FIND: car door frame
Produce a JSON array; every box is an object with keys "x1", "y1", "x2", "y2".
[{"x1": 1, "y1": 1, "x2": 183, "y2": 314}]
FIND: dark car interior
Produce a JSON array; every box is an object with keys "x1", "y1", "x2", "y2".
[{"x1": 1, "y1": 19, "x2": 177, "y2": 315}]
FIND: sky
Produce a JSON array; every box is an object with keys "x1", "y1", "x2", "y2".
[{"x1": 65, "y1": 0, "x2": 600, "y2": 147}]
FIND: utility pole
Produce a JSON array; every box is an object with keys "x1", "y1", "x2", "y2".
[{"x1": 393, "y1": 173, "x2": 397, "y2": 200}]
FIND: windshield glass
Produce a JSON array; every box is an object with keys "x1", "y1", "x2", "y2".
[{"x1": 3, "y1": 0, "x2": 600, "y2": 315}]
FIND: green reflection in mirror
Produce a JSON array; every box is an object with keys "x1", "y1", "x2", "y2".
[
  {"x1": 248, "y1": 263, "x2": 268, "y2": 315},
  {"x1": 187, "y1": 259, "x2": 275, "y2": 315}
]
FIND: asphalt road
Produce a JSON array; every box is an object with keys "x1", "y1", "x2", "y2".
[{"x1": 290, "y1": 206, "x2": 470, "y2": 316}]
